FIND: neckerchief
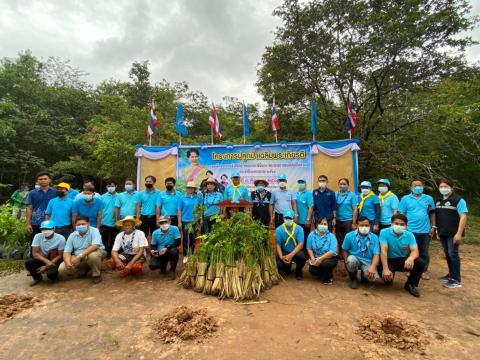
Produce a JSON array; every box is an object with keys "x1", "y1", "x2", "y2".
[
  {"x1": 231, "y1": 184, "x2": 243, "y2": 201},
  {"x1": 282, "y1": 223, "x2": 298, "y2": 247},
  {"x1": 378, "y1": 191, "x2": 393, "y2": 204},
  {"x1": 122, "y1": 230, "x2": 136, "y2": 254},
  {"x1": 358, "y1": 191, "x2": 374, "y2": 212},
  {"x1": 253, "y1": 190, "x2": 268, "y2": 206},
  {"x1": 336, "y1": 191, "x2": 350, "y2": 206},
  {"x1": 355, "y1": 230, "x2": 372, "y2": 257}
]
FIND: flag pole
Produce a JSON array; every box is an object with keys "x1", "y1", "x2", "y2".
[
  {"x1": 211, "y1": 127, "x2": 214, "y2": 145},
  {"x1": 179, "y1": 134, "x2": 182, "y2": 145},
  {"x1": 275, "y1": 131, "x2": 278, "y2": 143},
  {"x1": 242, "y1": 102, "x2": 246, "y2": 144},
  {"x1": 149, "y1": 135, "x2": 152, "y2": 146}
]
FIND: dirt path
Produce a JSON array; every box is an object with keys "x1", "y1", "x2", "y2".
[{"x1": 0, "y1": 244, "x2": 479, "y2": 360}]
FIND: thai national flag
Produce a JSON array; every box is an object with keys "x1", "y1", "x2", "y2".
[
  {"x1": 271, "y1": 99, "x2": 280, "y2": 132},
  {"x1": 346, "y1": 99, "x2": 358, "y2": 136},
  {"x1": 208, "y1": 103, "x2": 222, "y2": 139},
  {"x1": 147, "y1": 101, "x2": 158, "y2": 136}
]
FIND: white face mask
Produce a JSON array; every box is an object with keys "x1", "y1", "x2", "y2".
[
  {"x1": 160, "y1": 224, "x2": 170, "y2": 231},
  {"x1": 361, "y1": 188, "x2": 371, "y2": 196},
  {"x1": 278, "y1": 181, "x2": 287, "y2": 188},
  {"x1": 378, "y1": 186, "x2": 388, "y2": 194},
  {"x1": 35, "y1": 185, "x2": 41, "y2": 190},
  {"x1": 318, "y1": 181, "x2": 327, "y2": 189},
  {"x1": 358, "y1": 226, "x2": 370, "y2": 235},
  {"x1": 439, "y1": 187, "x2": 452, "y2": 196},
  {"x1": 42, "y1": 230, "x2": 54, "y2": 238}
]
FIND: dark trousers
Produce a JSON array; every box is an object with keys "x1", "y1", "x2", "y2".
[
  {"x1": 379, "y1": 257, "x2": 424, "y2": 287},
  {"x1": 30, "y1": 225, "x2": 41, "y2": 241},
  {"x1": 100, "y1": 225, "x2": 119, "y2": 257},
  {"x1": 300, "y1": 224, "x2": 311, "y2": 254},
  {"x1": 182, "y1": 222, "x2": 196, "y2": 256},
  {"x1": 379, "y1": 224, "x2": 391, "y2": 231},
  {"x1": 335, "y1": 220, "x2": 352, "y2": 247},
  {"x1": 413, "y1": 232, "x2": 430, "y2": 272},
  {"x1": 202, "y1": 215, "x2": 217, "y2": 234},
  {"x1": 274, "y1": 213, "x2": 284, "y2": 228},
  {"x1": 24, "y1": 258, "x2": 59, "y2": 281},
  {"x1": 55, "y1": 226, "x2": 72, "y2": 240},
  {"x1": 149, "y1": 248, "x2": 179, "y2": 272},
  {"x1": 168, "y1": 215, "x2": 179, "y2": 227},
  {"x1": 440, "y1": 235, "x2": 461, "y2": 282},
  {"x1": 140, "y1": 215, "x2": 157, "y2": 238},
  {"x1": 276, "y1": 252, "x2": 307, "y2": 277},
  {"x1": 309, "y1": 257, "x2": 338, "y2": 281}
]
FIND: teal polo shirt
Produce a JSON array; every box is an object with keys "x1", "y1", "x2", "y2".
[
  {"x1": 64, "y1": 227, "x2": 104, "y2": 256},
  {"x1": 342, "y1": 230, "x2": 380, "y2": 264},
  {"x1": 151, "y1": 226, "x2": 181, "y2": 250},
  {"x1": 135, "y1": 189, "x2": 160, "y2": 216},
  {"x1": 398, "y1": 194, "x2": 435, "y2": 233},
  {"x1": 306, "y1": 230, "x2": 337, "y2": 257},
  {"x1": 223, "y1": 184, "x2": 250, "y2": 203},
  {"x1": 115, "y1": 191, "x2": 137, "y2": 219},
  {"x1": 357, "y1": 193, "x2": 380, "y2": 221},
  {"x1": 178, "y1": 194, "x2": 201, "y2": 222},
  {"x1": 45, "y1": 197, "x2": 73, "y2": 227},
  {"x1": 336, "y1": 191, "x2": 358, "y2": 222},
  {"x1": 100, "y1": 192, "x2": 118, "y2": 227},
  {"x1": 379, "y1": 193, "x2": 399, "y2": 225},
  {"x1": 72, "y1": 198, "x2": 103, "y2": 227},
  {"x1": 157, "y1": 190, "x2": 182, "y2": 216},
  {"x1": 202, "y1": 191, "x2": 223, "y2": 216},
  {"x1": 379, "y1": 228, "x2": 417, "y2": 258},
  {"x1": 275, "y1": 224, "x2": 304, "y2": 253},
  {"x1": 296, "y1": 190, "x2": 313, "y2": 225}
]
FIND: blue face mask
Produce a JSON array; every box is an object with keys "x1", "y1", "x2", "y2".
[
  {"x1": 125, "y1": 184, "x2": 134, "y2": 192},
  {"x1": 83, "y1": 194, "x2": 93, "y2": 201},
  {"x1": 412, "y1": 186, "x2": 424, "y2": 195},
  {"x1": 284, "y1": 219, "x2": 294, "y2": 227},
  {"x1": 256, "y1": 185, "x2": 265, "y2": 192},
  {"x1": 76, "y1": 225, "x2": 88, "y2": 234},
  {"x1": 107, "y1": 186, "x2": 116, "y2": 193}
]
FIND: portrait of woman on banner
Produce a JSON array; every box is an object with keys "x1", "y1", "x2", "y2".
[{"x1": 181, "y1": 148, "x2": 208, "y2": 188}]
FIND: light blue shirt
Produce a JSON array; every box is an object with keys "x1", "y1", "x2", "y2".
[
  {"x1": 32, "y1": 233, "x2": 66, "y2": 257},
  {"x1": 202, "y1": 191, "x2": 223, "y2": 217},
  {"x1": 157, "y1": 190, "x2": 182, "y2": 216},
  {"x1": 357, "y1": 193, "x2": 380, "y2": 222},
  {"x1": 72, "y1": 198, "x2": 103, "y2": 227},
  {"x1": 100, "y1": 192, "x2": 118, "y2": 227},
  {"x1": 335, "y1": 191, "x2": 358, "y2": 222},
  {"x1": 275, "y1": 224, "x2": 304, "y2": 253},
  {"x1": 151, "y1": 226, "x2": 181, "y2": 250},
  {"x1": 45, "y1": 197, "x2": 73, "y2": 227},
  {"x1": 306, "y1": 230, "x2": 337, "y2": 257},
  {"x1": 67, "y1": 189, "x2": 79, "y2": 200},
  {"x1": 379, "y1": 228, "x2": 417, "y2": 258},
  {"x1": 398, "y1": 194, "x2": 435, "y2": 233},
  {"x1": 342, "y1": 230, "x2": 380, "y2": 264},
  {"x1": 135, "y1": 189, "x2": 160, "y2": 216},
  {"x1": 296, "y1": 190, "x2": 313, "y2": 225},
  {"x1": 379, "y1": 193, "x2": 400, "y2": 225},
  {"x1": 270, "y1": 189, "x2": 296, "y2": 214},
  {"x1": 115, "y1": 191, "x2": 137, "y2": 219},
  {"x1": 64, "y1": 227, "x2": 104, "y2": 256},
  {"x1": 178, "y1": 194, "x2": 201, "y2": 222},
  {"x1": 223, "y1": 184, "x2": 250, "y2": 203}
]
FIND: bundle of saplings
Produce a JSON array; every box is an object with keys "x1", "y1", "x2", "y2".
[{"x1": 178, "y1": 212, "x2": 281, "y2": 300}]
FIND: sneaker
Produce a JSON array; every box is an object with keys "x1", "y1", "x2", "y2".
[
  {"x1": 92, "y1": 276, "x2": 102, "y2": 284},
  {"x1": 404, "y1": 283, "x2": 421, "y2": 298},
  {"x1": 421, "y1": 272, "x2": 430, "y2": 280},
  {"x1": 439, "y1": 274, "x2": 451, "y2": 283},
  {"x1": 350, "y1": 278, "x2": 359, "y2": 289},
  {"x1": 322, "y1": 279, "x2": 333, "y2": 285},
  {"x1": 443, "y1": 279, "x2": 462, "y2": 289}
]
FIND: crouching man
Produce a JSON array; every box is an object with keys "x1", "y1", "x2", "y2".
[
  {"x1": 149, "y1": 216, "x2": 180, "y2": 279},
  {"x1": 379, "y1": 213, "x2": 424, "y2": 297},
  {"x1": 275, "y1": 209, "x2": 307, "y2": 280},
  {"x1": 58, "y1": 216, "x2": 106, "y2": 284},
  {"x1": 25, "y1": 220, "x2": 65, "y2": 285},
  {"x1": 107, "y1": 216, "x2": 147, "y2": 277},
  {"x1": 342, "y1": 216, "x2": 381, "y2": 289}
]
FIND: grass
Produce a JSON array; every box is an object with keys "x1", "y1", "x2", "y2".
[
  {"x1": 0, "y1": 259, "x2": 24, "y2": 277},
  {"x1": 464, "y1": 215, "x2": 480, "y2": 245}
]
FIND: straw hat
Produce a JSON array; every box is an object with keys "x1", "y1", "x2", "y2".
[
  {"x1": 205, "y1": 177, "x2": 218, "y2": 184},
  {"x1": 254, "y1": 179, "x2": 269, "y2": 187},
  {"x1": 186, "y1": 181, "x2": 197, "y2": 188},
  {"x1": 115, "y1": 215, "x2": 142, "y2": 227}
]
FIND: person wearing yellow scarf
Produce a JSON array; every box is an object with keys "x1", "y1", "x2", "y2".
[
  {"x1": 357, "y1": 181, "x2": 381, "y2": 233},
  {"x1": 377, "y1": 179, "x2": 399, "y2": 231}
]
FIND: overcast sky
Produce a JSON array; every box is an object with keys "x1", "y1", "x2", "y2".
[{"x1": 0, "y1": 0, "x2": 479, "y2": 105}]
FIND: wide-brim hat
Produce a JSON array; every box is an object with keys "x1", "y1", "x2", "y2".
[
  {"x1": 205, "y1": 177, "x2": 218, "y2": 184},
  {"x1": 186, "y1": 181, "x2": 198, "y2": 188},
  {"x1": 254, "y1": 179, "x2": 269, "y2": 187},
  {"x1": 115, "y1": 215, "x2": 142, "y2": 227}
]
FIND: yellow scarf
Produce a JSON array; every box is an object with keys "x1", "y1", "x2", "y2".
[
  {"x1": 378, "y1": 191, "x2": 393, "y2": 204},
  {"x1": 282, "y1": 223, "x2": 298, "y2": 247},
  {"x1": 232, "y1": 183, "x2": 242, "y2": 198},
  {"x1": 358, "y1": 191, "x2": 374, "y2": 212}
]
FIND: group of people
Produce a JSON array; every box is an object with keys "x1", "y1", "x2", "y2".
[{"x1": 23, "y1": 170, "x2": 468, "y2": 297}]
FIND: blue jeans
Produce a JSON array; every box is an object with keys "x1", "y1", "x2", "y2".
[
  {"x1": 413, "y1": 233, "x2": 430, "y2": 272},
  {"x1": 182, "y1": 222, "x2": 196, "y2": 256},
  {"x1": 440, "y1": 235, "x2": 461, "y2": 282}
]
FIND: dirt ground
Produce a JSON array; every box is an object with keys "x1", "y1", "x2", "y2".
[{"x1": 0, "y1": 244, "x2": 479, "y2": 360}]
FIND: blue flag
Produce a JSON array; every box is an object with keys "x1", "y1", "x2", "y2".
[
  {"x1": 175, "y1": 103, "x2": 187, "y2": 137},
  {"x1": 243, "y1": 103, "x2": 250, "y2": 139},
  {"x1": 310, "y1": 100, "x2": 318, "y2": 136}
]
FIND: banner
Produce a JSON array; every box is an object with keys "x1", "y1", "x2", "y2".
[{"x1": 176, "y1": 144, "x2": 312, "y2": 192}]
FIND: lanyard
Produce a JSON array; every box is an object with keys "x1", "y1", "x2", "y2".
[
  {"x1": 336, "y1": 191, "x2": 350, "y2": 206},
  {"x1": 355, "y1": 231, "x2": 372, "y2": 257}
]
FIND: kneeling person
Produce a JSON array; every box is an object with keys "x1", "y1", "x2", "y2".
[
  {"x1": 380, "y1": 213, "x2": 424, "y2": 297},
  {"x1": 342, "y1": 216, "x2": 381, "y2": 289},
  {"x1": 306, "y1": 217, "x2": 338, "y2": 285},
  {"x1": 25, "y1": 220, "x2": 65, "y2": 285},
  {"x1": 59, "y1": 216, "x2": 106, "y2": 284},
  {"x1": 275, "y1": 209, "x2": 307, "y2": 280},
  {"x1": 149, "y1": 216, "x2": 180, "y2": 279},
  {"x1": 108, "y1": 216, "x2": 147, "y2": 277}
]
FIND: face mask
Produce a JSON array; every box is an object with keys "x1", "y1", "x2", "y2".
[
  {"x1": 412, "y1": 186, "x2": 423, "y2": 195},
  {"x1": 83, "y1": 194, "x2": 93, "y2": 201},
  {"x1": 125, "y1": 184, "x2": 134, "y2": 192},
  {"x1": 278, "y1": 181, "x2": 287, "y2": 188},
  {"x1": 358, "y1": 226, "x2": 370, "y2": 235},
  {"x1": 392, "y1": 224, "x2": 406, "y2": 235},
  {"x1": 361, "y1": 188, "x2": 371, "y2": 196},
  {"x1": 317, "y1": 224, "x2": 328, "y2": 233},
  {"x1": 145, "y1": 183, "x2": 154, "y2": 189},
  {"x1": 439, "y1": 187, "x2": 451, "y2": 196},
  {"x1": 378, "y1": 186, "x2": 388, "y2": 194},
  {"x1": 166, "y1": 185, "x2": 174, "y2": 191},
  {"x1": 107, "y1": 186, "x2": 116, "y2": 193},
  {"x1": 318, "y1": 181, "x2": 327, "y2": 189},
  {"x1": 297, "y1": 183, "x2": 306, "y2": 191},
  {"x1": 339, "y1": 185, "x2": 349, "y2": 192},
  {"x1": 35, "y1": 185, "x2": 41, "y2": 190},
  {"x1": 160, "y1": 224, "x2": 170, "y2": 231},
  {"x1": 41, "y1": 230, "x2": 54, "y2": 238},
  {"x1": 256, "y1": 185, "x2": 265, "y2": 192},
  {"x1": 56, "y1": 190, "x2": 66, "y2": 197},
  {"x1": 284, "y1": 219, "x2": 294, "y2": 227},
  {"x1": 76, "y1": 225, "x2": 88, "y2": 234}
]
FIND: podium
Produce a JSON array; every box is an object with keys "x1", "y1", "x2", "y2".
[{"x1": 218, "y1": 199, "x2": 253, "y2": 218}]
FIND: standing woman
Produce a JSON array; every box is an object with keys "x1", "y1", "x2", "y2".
[
  {"x1": 201, "y1": 177, "x2": 223, "y2": 234},
  {"x1": 335, "y1": 178, "x2": 358, "y2": 251},
  {"x1": 434, "y1": 180, "x2": 468, "y2": 289},
  {"x1": 306, "y1": 217, "x2": 338, "y2": 284}
]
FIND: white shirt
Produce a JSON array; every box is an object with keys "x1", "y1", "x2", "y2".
[{"x1": 112, "y1": 230, "x2": 148, "y2": 255}]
